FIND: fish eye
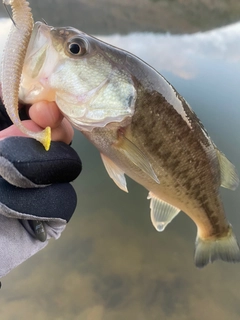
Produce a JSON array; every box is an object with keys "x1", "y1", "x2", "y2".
[{"x1": 67, "y1": 38, "x2": 88, "y2": 56}]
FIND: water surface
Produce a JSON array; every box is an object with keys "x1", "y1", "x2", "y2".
[{"x1": 1, "y1": 19, "x2": 240, "y2": 320}]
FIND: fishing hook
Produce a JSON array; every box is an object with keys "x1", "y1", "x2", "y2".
[
  {"x1": 41, "y1": 18, "x2": 48, "y2": 25},
  {"x1": 3, "y1": 3, "x2": 16, "y2": 27}
]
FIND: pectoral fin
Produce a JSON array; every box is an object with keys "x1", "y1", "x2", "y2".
[
  {"x1": 148, "y1": 192, "x2": 180, "y2": 231},
  {"x1": 116, "y1": 135, "x2": 160, "y2": 184},
  {"x1": 101, "y1": 153, "x2": 128, "y2": 192},
  {"x1": 216, "y1": 150, "x2": 239, "y2": 191}
]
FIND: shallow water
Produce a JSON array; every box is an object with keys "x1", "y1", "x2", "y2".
[{"x1": 1, "y1": 19, "x2": 240, "y2": 320}]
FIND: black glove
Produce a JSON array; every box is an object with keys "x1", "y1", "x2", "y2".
[{"x1": 0, "y1": 107, "x2": 82, "y2": 279}]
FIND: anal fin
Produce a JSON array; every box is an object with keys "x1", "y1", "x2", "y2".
[
  {"x1": 148, "y1": 192, "x2": 180, "y2": 232},
  {"x1": 100, "y1": 153, "x2": 128, "y2": 192},
  {"x1": 216, "y1": 150, "x2": 239, "y2": 191}
]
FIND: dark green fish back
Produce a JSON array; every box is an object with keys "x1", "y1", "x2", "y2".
[{"x1": 130, "y1": 80, "x2": 228, "y2": 237}]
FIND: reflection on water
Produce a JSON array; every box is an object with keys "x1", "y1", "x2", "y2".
[{"x1": 1, "y1": 19, "x2": 240, "y2": 320}]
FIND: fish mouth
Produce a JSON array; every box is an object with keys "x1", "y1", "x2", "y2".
[
  {"x1": 26, "y1": 22, "x2": 51, "y2": 64},
  {"x1": 19, "y1": 22, "x2": 58, "y2": 103},
  {"x1": 29, "y1": 21, "x2": 43, "y2": 46}
]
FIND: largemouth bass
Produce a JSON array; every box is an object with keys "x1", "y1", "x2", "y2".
[{"x1": 19, "y1": 22, "x2": 240, "y2": 268}]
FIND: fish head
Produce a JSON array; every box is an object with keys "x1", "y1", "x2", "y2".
[{"x1": 19, "y1": 22, "x2": 136, "y2": 131}]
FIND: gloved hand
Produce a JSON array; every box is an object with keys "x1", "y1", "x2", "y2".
[{"x1": 0, "y1": 102, "x2": 82, "y2": 279}]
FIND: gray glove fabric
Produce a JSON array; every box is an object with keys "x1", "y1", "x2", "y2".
[{"x1": 0, "y1": 136, "x2": 82, "y2": 279}]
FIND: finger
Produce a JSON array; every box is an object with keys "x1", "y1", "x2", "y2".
[
  {"x1": 28, "y1": 101, "x2": 64, "y2": 129},
  {"x1": 51, "y1": 118, "x2": 74, "y2": 145},
  {"x1": 0, "y1": 137, "x2": 82, "y2": 185},
  {"x1": 0, "y1": 178, "x2": 77, "y2": 220}
]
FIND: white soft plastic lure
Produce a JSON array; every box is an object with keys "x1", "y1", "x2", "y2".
[{"x1": 1, "y1": 0, "x2": 50, "y2": 150}]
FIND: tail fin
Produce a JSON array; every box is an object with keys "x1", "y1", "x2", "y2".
[{"x1": 194, "y1": 226, "x2": 240, "y2": 268}]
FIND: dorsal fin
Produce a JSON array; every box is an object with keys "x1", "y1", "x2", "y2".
[{"x1": 216, "y1": 150, "x2": 239, "y2": 191}]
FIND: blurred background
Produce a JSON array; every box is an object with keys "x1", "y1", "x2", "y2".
[
  {"x1": 1, "y1": 1, "x2": 240, "y2": 320},
  {"x1": 1, "y1": 0, "x2": 240, "y2": 34}
]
